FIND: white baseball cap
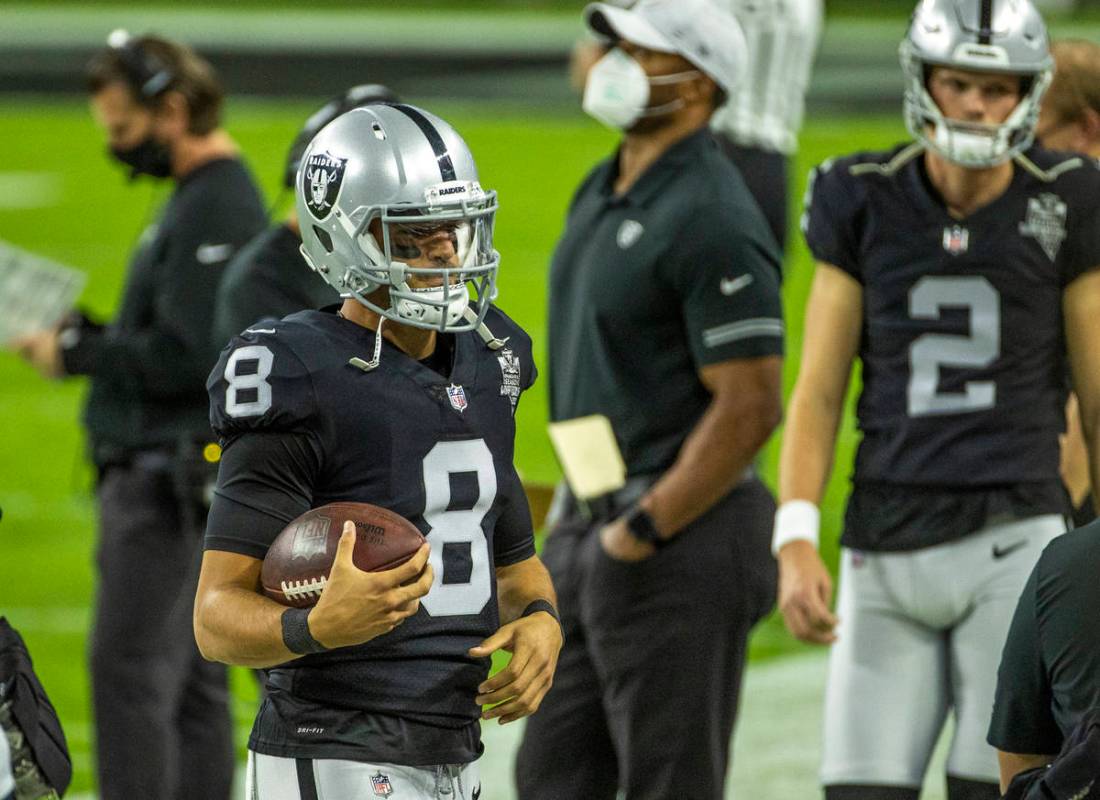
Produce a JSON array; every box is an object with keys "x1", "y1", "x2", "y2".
[{"x1": 584, "y1": 0, "x2": 747, "y2": 94}]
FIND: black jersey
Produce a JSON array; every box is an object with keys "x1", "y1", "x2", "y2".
[
  {"x1": 805, "y1": 144, "x2": 1100, "y2": 489},
  {"x1": 205, "y1": 306, "x2": 537, "y2": 765},
  {"x1": 62, "y1": 157, "x2": 266, "y2": 465}
]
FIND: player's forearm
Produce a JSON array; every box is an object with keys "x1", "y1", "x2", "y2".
[
  {"x1": 495, "y1": 557, "x2": 558, "y2": 625},
  {"x1": 997, "y1": 750, "x2": 1051, "y2": 793},
  {"x1": 777, "y1": 382, "x2": 845, "y2": 506},
  {"x1": 193, "y1": 585, "x2": 303, "y2": 668},
  {"x1": 644, "y1": 381, "x2": 782, "y2": 536},
  {"x1": 1076, "y1": 393, "x2": 1100, "y2": 504},
  {"x1": 1060, "y1": 395, "x2": 1091, "y2": 507},
  {"x1": 1063, "y1": 270, "x2": 1100, "y2": 503}
]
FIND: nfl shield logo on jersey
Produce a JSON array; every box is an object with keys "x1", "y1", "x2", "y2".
[
  {"x1": 302, "y1": 150, "x2": 347, "y2": 220},
  {"x1": 942, "y1": 225, "x2": 969, "y2": 256},
  {"x1": 371, "y1": 772, "x2": 394, "y2": 797},
  {"x1": 446, "y1": 383, "x2": 468, "y2": 413}
]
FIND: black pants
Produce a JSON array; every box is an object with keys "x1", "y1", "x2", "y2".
[
  {"x1": 714, "y1": 136, "x2": 789, "y2": 259},
  {"x1": 91, "y1": 461, "x2": 234, "y2": 800},
  {"x1": 515, "y1": 478, "x2": 777, "y2": 800}
]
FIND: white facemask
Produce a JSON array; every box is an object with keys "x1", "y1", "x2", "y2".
[
  {"x1": 582, "y1": 48, "x2": 700, "y2": 131},
  {"x1": 932, "y1": 119, "x2": 1013, "y2": 167}
]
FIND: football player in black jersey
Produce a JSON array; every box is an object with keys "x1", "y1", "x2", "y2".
[
  {"x1": 773, "y1": 2, "x2": 1100, "y2": 799},
  {"x1": 193, "y1": 104, "x2": 562, "y2": 800},
  {"x1": 1038, "y1": 40, "x2": 1100, "y2": 528}
]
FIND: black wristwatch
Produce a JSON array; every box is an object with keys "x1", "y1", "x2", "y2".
[{"x1": 623, "y1": 505, "x2": 666, "y2": 547}]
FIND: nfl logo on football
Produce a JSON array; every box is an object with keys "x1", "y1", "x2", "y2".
[{"x1": 371, "y1": 771, "x2": 394, "y2": 797}]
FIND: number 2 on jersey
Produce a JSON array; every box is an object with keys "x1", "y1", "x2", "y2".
[
  {"x1": 421, "y1": 439, "x2": 496, "y2": 617},
  {"x1": 907, "y1": 276, "x2": 1000, "y2": 416}
]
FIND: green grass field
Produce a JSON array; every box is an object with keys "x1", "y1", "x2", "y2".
[{"x1": 0, "y1": 98, "x2": 907, "y2": 794}]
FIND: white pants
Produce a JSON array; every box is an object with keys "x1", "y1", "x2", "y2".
[
  {"x1": 245, "y1": 750, "x2": 481, "y2": 800},
  {"x1": 820, "y1": 514, "x2": 1065, "y2": 788},
  {"x1": 0, "y1": 731, "x2": 13, "y2": 799}
]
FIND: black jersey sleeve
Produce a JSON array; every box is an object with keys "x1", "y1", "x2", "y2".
[
  {"x1": 206, "y1": 325, "x2": 325, "y2": 557},
  {"x1": 204, "y1": 431, "x2": 322, "y2": 558},
  {"x1": 493, "y1": 466, "x2": 537, "y2": 567},
  {"x1": 483, "y1": 305, "x2": 538, "y2": 397},
  {"x1": 663, "y1": 200, "x2": 784, "y2": 367},
  {"x1": 1055, "y1": 159, "x2": 1100, "y2": 286},
  {"x1": 208, "y1": 326, "x2": 320, "y2": 438},
  {"x1": 987, "y1": 558, "x2": 1062, "y2": 755},
  {"x1": 803, "y1": 158, "x2": 864, "y2": 279}
]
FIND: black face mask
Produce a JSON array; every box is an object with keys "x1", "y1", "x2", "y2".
[{"x1": 109, "y1": 135, "x2": 172, "y2": 180}]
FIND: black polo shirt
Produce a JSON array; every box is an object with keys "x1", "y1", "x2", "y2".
[
  {"x1": 212, "y1": 222, "x2": 339, "y2": 350},
  {"x1": 548, "y1": 128, "x2": 783, "y2": 476},
  {"x1": 988, "y1": 524, "x2": 1100, "y2": 755},
  {"x1": 62, "y1": 157, "x2": 267, "y2": 466}
]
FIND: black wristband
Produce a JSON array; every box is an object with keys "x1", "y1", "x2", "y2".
[
  {"x1": 624, "y1": 505, "x2": 667, "y2": 547},
  {"x1": 521, "y1": 599, "x2": 564, "y2": 639},
  {"x1": 281, "y1": 607, "x2": 327, "y2": 655}
]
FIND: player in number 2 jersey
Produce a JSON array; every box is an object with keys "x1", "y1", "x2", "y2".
[
  {"x1": 773, "y1": 1, "x2": 1100, "y2": 798},
  {"x1": 193, "y1": 104, "x2": 562, "y2": 800}
]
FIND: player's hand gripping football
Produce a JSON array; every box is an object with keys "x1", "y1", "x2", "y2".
[
  {"x1": 307, "y1": 521, "x2": 434, "y2": 650},
  {"x1": 777, "y1": 540, "x2": 838, "y2": 645},
  {"x1": 469, "y1": 611, "x2": 563, "y2": 725}
]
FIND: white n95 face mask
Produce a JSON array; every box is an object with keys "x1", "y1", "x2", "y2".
[{"x1": 582, "y1": 48, "x2": 699, "y2": 131}]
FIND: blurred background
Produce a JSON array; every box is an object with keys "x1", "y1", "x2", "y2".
[{"x1": 0, "y1": 0, "x2": 1096, "y2": 797}]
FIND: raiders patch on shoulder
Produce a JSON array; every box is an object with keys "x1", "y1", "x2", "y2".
[{"x1": 303, "y1": 150, "x2": 347, "y2": 220}]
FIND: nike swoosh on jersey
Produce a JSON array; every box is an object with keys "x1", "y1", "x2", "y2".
[
  {"x1": 196, "y1": 242, "x2": 234, "y2": 264},
  {"x1": 992, "y1": 539, "x2": 1028, "y2": 559},
  {"x1": 720, "y1": 274, "x2": 754, "y2": 296}
]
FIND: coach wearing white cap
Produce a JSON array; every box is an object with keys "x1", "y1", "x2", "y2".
[{"x1": 515, "y1": 1, "x2": 784, "y2": 798}]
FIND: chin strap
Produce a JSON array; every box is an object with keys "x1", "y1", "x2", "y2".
[
  {"x1": 849, "y1": 141, "x2": 925, "y2": 178},
  {"x1": 348, "y1": 309, "x2": 506, "y2": 374},
  {"x1": 348, "y1": 316, "x2": 386, "y2": 372},
  {"x1": 463, "y1": 307, "x2": 509, "y2": 350}
]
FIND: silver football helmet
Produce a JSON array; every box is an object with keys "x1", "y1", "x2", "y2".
[
  {"x1": 296, "y1": 104, "x2": 498, "y2": 332},
  {"x1": 899, "y1": 0, "x2": 1053, "y2": 167}
]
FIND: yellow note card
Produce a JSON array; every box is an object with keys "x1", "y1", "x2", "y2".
[{"x1": 547, "y1": 414, "x2": 627, "y2": 500}]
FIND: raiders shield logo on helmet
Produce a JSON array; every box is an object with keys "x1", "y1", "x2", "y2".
[{"x1": 303, "y1": 150, "x2": 348, "y2": 220}]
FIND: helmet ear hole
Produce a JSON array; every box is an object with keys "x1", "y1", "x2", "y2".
[{"x1": 312, "y1": 225, "x2": 335, "y2": 254}]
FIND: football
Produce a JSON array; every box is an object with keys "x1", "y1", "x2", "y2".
[{"x1": 261, "y1": 501, "x2": 426, "y2": 608}]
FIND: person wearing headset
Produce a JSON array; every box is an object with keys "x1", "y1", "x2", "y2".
[{"x1": 11, "y1": 31, "x2": 266, "y2": 799}]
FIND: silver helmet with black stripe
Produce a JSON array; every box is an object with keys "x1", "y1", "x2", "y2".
[
  {"x1": 295, "y1": 103, "x2": 499, "y2": 332},
  {"x1": 899, "y1": 0, "x2": 1053, "y2": 167}
]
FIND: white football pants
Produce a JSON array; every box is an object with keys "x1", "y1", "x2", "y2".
[
  {"x1": 820, "y1": 514, "x2": 1065, "y2": 788},
  {"x1": 245, "y1": 750, "x2": 481, "y2": 800}
]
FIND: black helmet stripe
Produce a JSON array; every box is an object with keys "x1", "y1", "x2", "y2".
[
  {"x1": 390, "y1": 104, "x2": 457, "y2": 182},
  {"x1": 978, "y1": 0, "x2": 993, "y2": 45}
]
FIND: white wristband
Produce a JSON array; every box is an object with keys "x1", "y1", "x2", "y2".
[{"x1": 772, "y1": 500, "x2": 820, "y2": 556}]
